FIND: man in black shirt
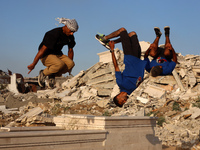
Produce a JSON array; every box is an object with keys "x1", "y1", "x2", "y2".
[{"x1": 27, "y1": 18, "x2": 78, "y2": 88}]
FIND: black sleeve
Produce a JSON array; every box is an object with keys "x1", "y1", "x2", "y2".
[
  {"x1": 42, "y1": 32, "x2": 57, "y2": 50},
  {"x1": 68, "y1": 35, "x2": 76, "y2": 48}
]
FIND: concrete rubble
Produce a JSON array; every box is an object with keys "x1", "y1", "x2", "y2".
[{"x1": 0, "y1": 41, "x2": 200, "y2": 149}]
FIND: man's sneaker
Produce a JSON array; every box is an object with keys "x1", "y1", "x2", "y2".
[
  {"x1": 154, "y1": 27, "x2": 162, "y2": 37},
  {"x1": 38, "y1": 70, "x2": 46, "y2": 87},
  {"x1": 95, "y1": 33, "x2": 110, "y2": 50},
  {"x1": 46, "y1": 75, "x2": 55, "y2": 89},
  {"x1": 164, "y1": 26, "x2": 170, "y2": 36}
]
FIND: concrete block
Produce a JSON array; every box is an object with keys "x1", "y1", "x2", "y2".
[
  {"x1": 140, "y1": 41, "x2": 151, "y2": 53},
  {"x1": 62, "y1": 70, "x2": 84, "y2": 89},
  {"x1": 192, "y1": 66, "x2": 200, "y2": 77},
  {"x1": 0, "y1": 96, "x2": 4, "y2": 105},
  {"x1": 136, "y1": 96, "x2": 149, "y2": 104},
  {"x1": 53, "y1": 114, "x2": 161, "y2": 150},
  {"x1": 55, "y1": 89, "x2": 71, "y2": 98},
  {"x1": 179, "y1": 68, "x2": 186, "y2": 78},
  {"x1": 91, "y1": 81, "x2": 115, "y2": 89},
  {"x1": 15, "y1": 107, "x2": 43, "y2": 122},
  {"x1": 0, "y1": 105, "x2": 18, "y2": 114},
  {"x1": 179, "y1": 89, "x2": 198, "y2": 100},
  {"x1": 54, "y1": 114, "x2": 158, "y2": 130},
  {"x1": 0, "y1": 126, "x2": 64, "y2": 132},
  {"x1": 180, "y1": 107, "x2": 200, "y2": 119},
  {"x1": 7, "y1": 74, "x2": 19, "y2": 94},
  {"x1": 97, "y1": 88, "x2": 112, "y2": 96},
  {"x1": 144, "y1": 84, "x2": 166, "y2": 99},
  {"x1": 5, "y1": 94, "x2": 25, "y2": 109},
  {"x1": 0, "y1": 129, "x2": 107, "y2": 150},
  {"x1": 37, "y1": 88, "x2": 58, "y2": 98},
  {"x1": 80, "y1": 86, "x2": 97, "y2": 98},
  {"x1": 96, "y1": 99, "x2": 110, "y2": 108},
  {"x1": 79, "y1": 62, "x2": 103, "y2": 85},
  {"x1": 61, "y1": 96, "x2": 77, "y2": 103},
  {"x1": 188, "y1": 70, "x2": 196, "y2": 88},
  {"x1": 172, "y1": 70, "x2": 186, "y2": 91},
  {"x1": 87, "y1": 74, "x2": 114, "y2": 85},
  {"x1": 150, "y1": 75, "x2": 176, "y2": 85},
  {"x1": 91, "y1": 67, "x2": 113, "y2": 79},
  {"x1": 97, "y1": 48, "x2": 120, "y2": 63},
  {"x1": 110, "y1": 84, "x2": 120, "y2": 98},
  {"x1": 135, "y1": 108, "x2": 145, "y2": 116}
]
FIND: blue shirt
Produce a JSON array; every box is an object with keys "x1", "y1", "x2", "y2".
[
  {"x1": 145, "y1": 57, "x2": 176, "y2": 75},
  {"x1": 115, "y1": 55, "x2": 147, "y2": 95}
]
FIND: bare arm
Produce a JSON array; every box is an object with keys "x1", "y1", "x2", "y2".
[
  {"x1": 171, "y1": 48, "x2": 177, "y2": 63},
  {"x1": 68, "y1": 47, "x2": 74, "y2": 60},
  {"x1": 27, "y1": 45, "x2": 48, "y2": 74},
  {"x1": 144, "y1": 48, "x2": 151, "y2": 58},
  {"x1": 109, "y1": 41, "x2": 120, "y2": 72}
]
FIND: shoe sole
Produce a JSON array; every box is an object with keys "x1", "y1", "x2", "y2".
[
  {"x1": 38, "y1": 70, "x2": 45, "y2": 87},
  {"x1": 95, "y1": 36, "x2": 111, "y2": 50},
  {"x1": 154, "y1": 27, "x2": 162, "y2": 35},
  {"x1": 154, "y1": 27, "x2": 160, "y2": 30},
  {"x1": 164, "y1": 26, "x2": 170, "y2": 30}
]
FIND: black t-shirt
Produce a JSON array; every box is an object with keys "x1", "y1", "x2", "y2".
[{"x1": 39, "y1": 27, "x2": 76, "y2": 58}]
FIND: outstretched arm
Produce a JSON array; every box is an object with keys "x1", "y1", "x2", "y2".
[
  {"x1": 27, "y1": 45, "x2": 48, "y2": 74},
  {"x1": 109, "y1": 41, "x2": 120, "y2": 72}
]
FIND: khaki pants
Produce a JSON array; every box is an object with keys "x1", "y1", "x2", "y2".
[{"x1": 41, "y1": 54, "x2": 75, "y2": 76}]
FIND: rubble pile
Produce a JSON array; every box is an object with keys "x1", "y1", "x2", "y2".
[{"x1": 1, "y1": 43, "x2": 200, "y2": 149}]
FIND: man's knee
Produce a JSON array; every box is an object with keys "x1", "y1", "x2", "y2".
[
  {"x1": 119, "y1": 27, "x2": 127, "y2": 33},
  {"x1": 68, "y1": 61, "x2": 75, "y2": 70},
  {"x1": 55, "y1": 61, "x2": 66, "y2": 71},
  {"x1": 128, "y1": 31, "x2": 137, "y2": 37},
  {"x1": 149, "y1": 44, "x2": 158, "y2": 57},
  {"x1": 61, "y1": 60, "x2": 75, "y2": 74}
]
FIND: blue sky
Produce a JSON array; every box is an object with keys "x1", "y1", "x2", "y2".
[{"x1": 0, "y1": 0, "x2": 200, "y2": 77}]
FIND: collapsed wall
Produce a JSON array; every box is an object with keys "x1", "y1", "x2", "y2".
[{"x1": 0, "y1": 41, "x2": 200, "y2": 149}]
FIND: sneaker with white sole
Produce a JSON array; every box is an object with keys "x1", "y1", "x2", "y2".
[
  {"x1": 95, "y1": 33, "x2": 110, "y2": 50},
  {"x1": 154, "y1": 27, "x2": 162, "y2": 37},
  {"x1": 164, "y1": 26, "x2": 170, "y2": 36},
  {"x1": 38, "y1": 70, "x2": 46, "y2": 87},
  {"x1": 46, "y1": 75, "x2": 55, "y2": 89}
]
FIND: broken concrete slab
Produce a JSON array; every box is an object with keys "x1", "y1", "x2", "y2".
[
  {"x1": 7, "y1": 74, "x2": 19, "y2": 94},
  {"x1": 149, "y1": 75, "x2": 177, "y2": 85},
  {"x1": 172, "y1": 70, "x2": 186, "y2": 92},
  {"x1": 54, "y1": 89, "x2": 71, "y2": 99},
  {"x1": 136, "y1": 96, "x2": 149, "y2": 104},
  {"x1": 96, "y1": 99, "x2": 109, "y2": 108},
  {"x1": 179, "y1": 107, "x2": 200, "y2": 119},
  {"x1": 0, "y1": 96, "x2": 4, "y2": 105},
  {"x1": 61, "y1": 96, "x2": 78, "y2": 103},
  {"x1": 62, "y1": 70, "x2": 85, "y2": 89},
  {"x1": 91, "y1": 67, "x2": 114, "y2": 79},
  {"x1": 87, "y1": 74, "x2": 114, "y2": 85},
  {"x1": 0, "y1": 105, "x2": 19, "y2": 114},
  {"x1": 144, "y1": 84, "x2": 166, "y2": 99},
  {"x1": 188, "y1": 70, "x2": 197, "y2": 88},
  {"x1": 16, "y1": 107, "x2": 43, "y2": 122},
  {"x1": 78, "y1": 62, "x2": 103, "y2": 85}
]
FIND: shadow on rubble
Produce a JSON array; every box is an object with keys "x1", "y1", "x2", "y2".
[{"x1": 145, "y1": 118, "x2": 161, "y2": 146}]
